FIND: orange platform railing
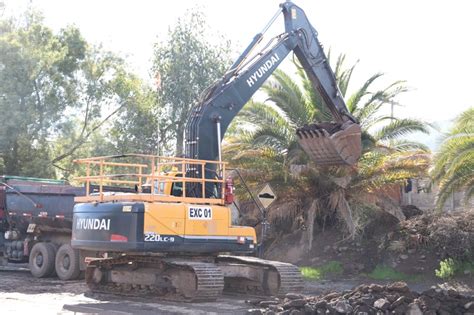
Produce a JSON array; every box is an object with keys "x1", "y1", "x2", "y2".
[{"x1": 73, "y1": 154, "x2": 226, "y2": 205}]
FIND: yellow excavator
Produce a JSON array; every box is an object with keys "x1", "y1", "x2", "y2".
[{"x1": 71, "y1": 1, "x2": 361, "y2": 302}]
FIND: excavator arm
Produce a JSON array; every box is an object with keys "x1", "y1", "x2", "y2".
[{"x1": 185, "y1": 1, "x2": 362, "y2": 192}]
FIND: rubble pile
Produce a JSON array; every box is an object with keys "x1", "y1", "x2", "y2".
[
  {"x1": 398, "y1": 210, "x2": 474, "y2": 260},
  {"x1": 246, "y1": 282, "x2": 473, "y2": 315}
]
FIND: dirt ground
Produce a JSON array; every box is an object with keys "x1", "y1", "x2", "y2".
[{"x1": 1, "y1": 265, "x2": 472, "y2": 315}]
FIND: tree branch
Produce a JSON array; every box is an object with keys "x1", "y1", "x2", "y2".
[{"x1": 51, "y1": 102, "x2": 126, "y2": 164}]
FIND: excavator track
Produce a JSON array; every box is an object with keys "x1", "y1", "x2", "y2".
[
  {"x1": 217, "y1": 255, "x2": 304, "y2": 297},
  {"x1": 85, "y1": 255, "x2": 224, "y2": 302}
]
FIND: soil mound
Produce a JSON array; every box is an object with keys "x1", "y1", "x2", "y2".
[{"x1": 397, "y1": 209, "x2": 474, "y2": 260}]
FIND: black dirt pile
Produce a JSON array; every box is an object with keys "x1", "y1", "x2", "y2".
[
  {"x1": 398, "y1": 209, "x2": 474, "y2": 260},
  {"x1": 246, "y1": 282, "x2": 473, "y2": 315}
]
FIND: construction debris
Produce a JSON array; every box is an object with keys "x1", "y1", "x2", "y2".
[
  {"x1": 398, "y1": 209, "x2": 474, "y2": 260},
  {"x1": 246, "y1": 282, "x2": 473, "y2": 314}
]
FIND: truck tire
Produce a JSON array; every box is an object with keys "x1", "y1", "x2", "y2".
[
  {"x1": 55, "y1": 244, "x2": 81, "y2": 280},
  {"x1": 29, "y1": 242, "x2": 56, "y2": 278}
]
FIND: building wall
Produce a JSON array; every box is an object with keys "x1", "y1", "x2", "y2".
[{"x1": 401, "y1": 178, "x2": 474, "y2": 212}]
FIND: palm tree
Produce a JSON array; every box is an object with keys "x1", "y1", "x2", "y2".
[
  {"x1": 431, "y1": 107, "x2": 474, "y2": 208},
  {"x1": 225, "y1": 54, "x2": 431, "y2": 239}
]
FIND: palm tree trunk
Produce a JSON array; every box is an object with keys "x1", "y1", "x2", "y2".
[
  {"x1": 301, "y1": 200, "x2": 318, "y2": 252},
  {"x1": 330, "y1": 189, "x2": 356, "y2": 238}
]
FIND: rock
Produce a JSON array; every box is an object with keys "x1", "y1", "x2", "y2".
[
  {"x1": 392, "y1": 304, "x2": 408, "y2": 315},
  {"x1": 259, "y1": 300, "x2": 279, "y2": 307},
  {"x1": 400, "y1": 254, "x2": 409, "y2": 260},
  {"x1": 360, "y1": 294, "x2": 375, "y2": 305},
  {"x1": 465, "y1": 269, "x2": 472, "y2": 275},
  {"x1": 373, "y1": 298, "x2": 390, "y2": 310},
  {"x1": 289, "y1": 309, "x2": 303, "y2": 315},
  {"x1": 324, "y1": 245, "x2": 331, "y2": 252},
  {"x1": 323, "y1": 292, "x2": 340, "y2": 301},
  {"x1": 418, "y1": 295, "x2": 440, "y2": 311},
  {"x1": 303, "y1": 303, "x2": 316, "y2": 313},
  {"x1": 246, "y1": 309, "x2": 264, "y2": 315},
  {"x1": 387, "y1": 282, "x2": 410, "y2": 293},
  {"x1": 368, "y1": 284, "x2": 383, "y2": 292},
  {"x1": 420, "y1": 255, "x2": 426, "y2": 260},
  {"x1": 407, "y1": 249, "x2": 416, "y2": 254},
  {"x1": 285, "y1": 293, "x2": 305, "y2": 300},
  {"x1": 333, "y1": 299, "x2": 352, "y2": 314},
  {"x1": 314, "y1": 300, "x2": 327, "y2": 308},
  {"x1": 283, "y1": 299, "x2": 307, "y2": 309},
  {"x1": 385, "y1": 294, "x2": 398, "y2": 303},
  {"x1": 391, "y1": 295, "x2": 410, "y2": 308},
  {"x1": 406, "y1": 302, "x2": 423, "y2": 315},
  {"x1": 268, "y1": 305, "x2": 284, "y2": 312}
]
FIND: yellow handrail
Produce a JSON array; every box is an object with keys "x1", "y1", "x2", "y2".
[{"x1": 74, "y1": 153, "x2": 226, "y2": 205}]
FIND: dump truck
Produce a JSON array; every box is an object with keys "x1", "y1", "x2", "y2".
[{"x1": 0, "y1": 176, "x2": 85, "y2": 280}]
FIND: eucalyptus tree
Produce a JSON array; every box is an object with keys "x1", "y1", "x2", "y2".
[
  {"x1": 152, "y1": 10, "x2": 231, "y2": 156},
  {"x1": 0, "y1": 10, "x2": 150, "y2": 178}
]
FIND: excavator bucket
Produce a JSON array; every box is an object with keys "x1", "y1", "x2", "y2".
[{"x1": 296, "y1": 121, "x2": 361, "y2": 166}]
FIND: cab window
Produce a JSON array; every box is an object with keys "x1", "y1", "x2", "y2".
[
  {"x1": 153, "y1": 180, "x2": 165, "y2": 194},
  {"x1": 171, "y1": 174, "x2": 183, "y2": 197}
]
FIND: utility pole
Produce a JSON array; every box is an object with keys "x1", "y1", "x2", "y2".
[{"x1": 390, "y1": 100, "x2": 402, "y2": 120}]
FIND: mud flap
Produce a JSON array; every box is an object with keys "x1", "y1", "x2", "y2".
[{"x1": 296, "y1": 121, "x2": 361, "y2": 166}]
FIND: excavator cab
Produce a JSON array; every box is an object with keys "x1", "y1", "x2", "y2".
[{"x1": 296, "y1": 121, "x2": 361, "y2": 166}]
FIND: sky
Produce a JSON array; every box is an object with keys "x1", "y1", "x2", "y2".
[{"x1": 3, "y1": 0, "x2": 474, "y2": 126}]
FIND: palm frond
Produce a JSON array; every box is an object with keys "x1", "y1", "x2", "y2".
[
  {"x1": 346, "y1": 73, "x2": 384, "y2": 113},
  {"x1": 262, "y1": 69, "x2": 313, "y2": 126},
  {"x1": 373, "y1": 118, "x2": 430, "y2": 142}
]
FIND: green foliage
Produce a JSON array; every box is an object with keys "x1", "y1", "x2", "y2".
[
  {"x1": 431, "y1": 107, "x2": 474, "y2": 208},
  {"x1": 152, "y1": 9, "x2": 231, "y2": 155},
  {"x1": 435, "y1": 258, "x2": 457, "y2": 279},
  {"x1": 300, "y1": 261, "x2": 343, "y2": 280},
  {"x1": 0, "y1": 11, "x2": 87, "y2": 177},
  {"x1": 0, "y1": 9, "x2": 153, "y2": 179},
  {"x1": 367, "y1": 265, "x2": 412, "y2": 281},
  {"x1": 435, "y1": 258, "x2": 474, "y2": 280}
]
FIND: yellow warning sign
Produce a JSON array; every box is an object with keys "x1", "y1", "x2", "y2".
[{"x1": 258, "y1": 183, "x2": 277, "y2": 208}]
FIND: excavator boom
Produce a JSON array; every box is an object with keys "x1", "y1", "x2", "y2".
[{"x1": 185, "y1": 2, "x2": 361, "y2": 169}]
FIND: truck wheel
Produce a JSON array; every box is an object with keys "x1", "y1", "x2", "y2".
[
  {"x1": 29, "y1": 242, "x2": 56, "y2": 278},
  {"x1": 55, "y1": 244, "x2": 81, "y2": 280}
]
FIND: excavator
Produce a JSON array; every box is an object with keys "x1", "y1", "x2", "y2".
[{"x1": 71, "y1": 1, "x2": 361, "y2": 302}]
